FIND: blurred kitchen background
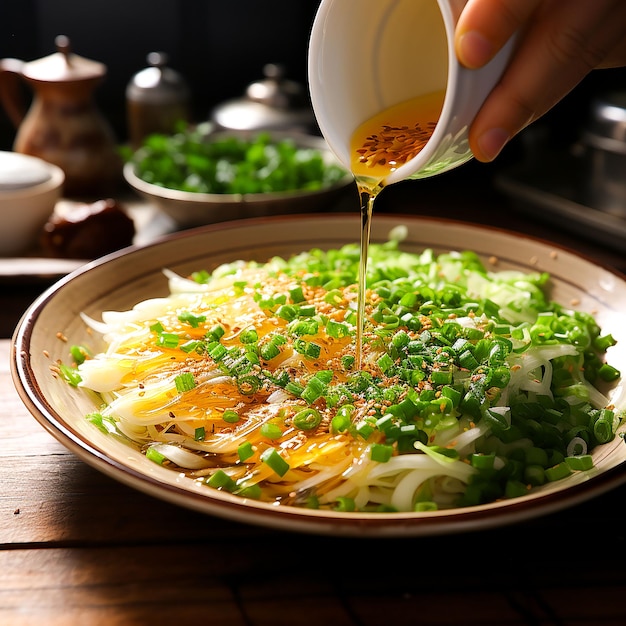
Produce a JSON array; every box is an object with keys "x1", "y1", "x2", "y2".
[
  {"x1": 1, "y1": 0, "x2": 625, "y2": 247},
  {"x1": 1, "y1": 0, "x2": 623, "y2": 152},
  {"x1": 0, "y1": 0, "x2": 320, "y2": 149}
]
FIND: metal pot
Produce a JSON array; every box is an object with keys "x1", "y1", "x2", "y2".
[
  {"x1": 126, "y1": 52, "x2": 191, "y2": 149},
  {"x1": 581, "y1": 91, "x2": 626, "y2": 217},
  {"x1": 211, "y1": 63, "x2": 315, "y2": 133}
]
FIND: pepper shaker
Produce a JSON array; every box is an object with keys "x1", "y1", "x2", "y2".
[{"x1": 126, "y1": 52, "x2": 191, "y2": 149}]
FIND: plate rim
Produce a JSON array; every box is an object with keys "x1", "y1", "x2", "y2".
[{"x1": 10, "y1": 213, "x2": 626, "y2": 537}]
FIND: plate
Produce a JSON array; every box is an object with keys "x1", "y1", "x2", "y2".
[{"x1": 10, "y1": 214, "x2": 626, "y2": 537}]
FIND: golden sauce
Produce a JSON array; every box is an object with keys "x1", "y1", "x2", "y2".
[{"x1": 349, "y1": 90, "x2": 445, "y2": 366}]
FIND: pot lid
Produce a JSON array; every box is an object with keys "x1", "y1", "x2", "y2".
[
  {"x1": 212, "y1": 63, "x2": 314, "y2": 132},
  {"x1": 21, "y1": 35, "x2": 106, "y2": 82},
  {"x1": 244, "y1": 63, "x2": 307, "y2": 109}
]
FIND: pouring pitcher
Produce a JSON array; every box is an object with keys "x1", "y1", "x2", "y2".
[{"x1": 308, "y1": 0, "x2": 517, "y2": 186}]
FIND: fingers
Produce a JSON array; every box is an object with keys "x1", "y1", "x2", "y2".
[
  {"x1": 455, "y1": 0, "x2": 541, "y2": 69},
  {"x1": 461, "y1": 0, "x2": 626, "y2": 161}
]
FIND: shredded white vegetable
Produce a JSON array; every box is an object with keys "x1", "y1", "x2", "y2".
[{"x1": 70, "y1": 239, "x2": 624, "y2": 513}]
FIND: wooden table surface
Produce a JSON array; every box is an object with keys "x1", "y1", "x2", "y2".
[{"x1": 2, "y1": 166, "x2": 626, "y2": 625}]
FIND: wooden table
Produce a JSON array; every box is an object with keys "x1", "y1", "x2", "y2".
[{"x1": 2, "y1": 167, "x2": 626, "y2": 625}]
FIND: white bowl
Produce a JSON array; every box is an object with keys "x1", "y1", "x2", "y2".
[
  {"x1": 123, "y1": 131, "x2": 356, "y2": 228},
  {"x1": 0, "y1": 151, "x2": 65, "y2": 256},
  {"x1": 308, "y1": 0, "x2": 516, "y2": 183}
]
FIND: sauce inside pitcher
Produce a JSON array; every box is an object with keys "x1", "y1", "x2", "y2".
[{"x1": 349, "y1": 91, "x2": 445, "y2": 366}]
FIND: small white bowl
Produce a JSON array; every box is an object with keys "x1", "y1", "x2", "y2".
[
  {"x1": 308, "y1": 0, "x2": 516, "y2": 184},
  {"x1": 0, "y1": 151, "x2": 65, "y2": 256}
]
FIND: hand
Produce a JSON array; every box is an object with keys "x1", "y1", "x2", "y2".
[{"x1": 455, "y1": 0, "x2": 626, "y2": 162}]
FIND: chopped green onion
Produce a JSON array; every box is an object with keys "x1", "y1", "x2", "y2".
[
  {"x1": 505, "y1": 480, "x2": 529, "y2": 499},
  {"x1": 289, "y1": 286, "x2": 305, "y2": 303},
  {"x1": 86, "y1": 412, "x2": 116, "y2": 434},
  {"x1": 236, "y1": 483, "x2": 262, "y2": 499},
  {"x1": 598, "y1": 363, "x2": 620, "y2": 382},
  {"x1": 356, "y1": 419, "x2": 376, "y2": 440},
  {"x1": 334, "y1": 496, "x2": 356, "y2": 512},
  {"x1": 294, "y1": 339, "x2": 321, "y2": 359},
  {"x1": 69, "y1": 344, "x2": 90, "y2": 365},
  {"x1": 157, "y1": 332, "x2": 180, "y2": 349},
  {"x1": 237, "y1": 441, "x2": 255, "y2": 462},
  {"x1": 222, "y1": 410, "x2": 240, "y2": 424},
  {"x1": 301, "y1": 376, "x2": 327, "y2": 403},
  {"x1": 326, "y1": 319, "x2": 350, "y2": 339},
  {"x1": 146, "y1": 446, "x2": 167, "y2": 465},
  {"x1": 341, "y1": 355, "x2": 355, "y2": 370},
  {"x1": 260, "y1": 423, "x2": 283, "y2": 440},
  {"x1": 239, "y1": 327, "x2": 259, "y2": 344},
  {"x1": 260, "y1": 341, "x2": 281, "y2": 360},
  {"x1": 331, "y1": 405, "x2": 354, "y2": 433},
  {"x1": 150, "y1": 321, "x2": 164, "y2": 333},
  {"x1": 565, "y1": 455, "x2": 594, "y2": 471},
  {"x1": 260, "y1": 448, "x2": 290, "y2": 476},
  {"x1": 414, "y1": 501, "x2": 438, "y2": 512},
  {"x1": 293, "y1": 408, "x2": 322, "y2": 431},
  {"x1": 174, "y1": 372, "x2": 196, "y2": 392},
  {"x1": 178, "y1": 311, "x2": 206, "y2": 328},
  {"x1": 180, "y1": 340, "x2": 202, "y2": 353},
  {"x1": 370, "y1": 443, "x2": 393, "y2": 462},
  {"x1": 545, "y1": 462, "x2": 573, "y2": 482},
  {"x1": 208, "y1": 342, "x2": 227, "y2": 361},
  {"x1": 207, "y1": 469, "x2": 237, "y2": 490},
  {"x1": 206, "y1": 324, "x2": 225, "y2": 341},
  {"x1": 59, "y1": 363, "x2": 82, "y2": 387},
  {"x1": 276, "y1": 304, "x2": 297, "y2": 321},
  {"x1": 236, "y1": 375, "x2": 261, "y2": 396}
]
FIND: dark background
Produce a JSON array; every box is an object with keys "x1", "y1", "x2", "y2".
[
  {"x1": 1, "y1": 0, "x2": 625, "y2": 158},
  {"x1": 0, "y1": 0, "x2": 320, "y2": 149}
]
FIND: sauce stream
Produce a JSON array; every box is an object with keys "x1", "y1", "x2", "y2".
[{"x1": 349, "y1": 90, "x2": 444, "y2": 366}]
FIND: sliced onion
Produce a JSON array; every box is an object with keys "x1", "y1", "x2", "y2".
[
  {"x1": 267, "y1": 388, "x2": 291, "y2": 404},
  {"x1": 151, "y1": 443, "x2": 212, "y2": 469},
  {"x1": 391, "y1": 468, "x2": 438, "y2": 512},
  {"x1": 566, "y1": 436, "x2": 587, "y2": 457}
]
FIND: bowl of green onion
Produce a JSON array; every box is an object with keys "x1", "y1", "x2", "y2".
[{"x1": 123, "y1": 125, "x2": 356, "y2": 228}]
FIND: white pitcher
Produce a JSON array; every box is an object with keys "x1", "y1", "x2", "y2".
[{"x1": 308, "y1": 0, "x2": 517, "y2": 186}]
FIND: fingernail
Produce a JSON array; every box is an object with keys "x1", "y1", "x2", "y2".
[
  {"x1": 477, "y1": 128, "x2": 510, "y2": 162},
  {"x1": 457, "y1": 31, "x2": 494, "y2": 69}
]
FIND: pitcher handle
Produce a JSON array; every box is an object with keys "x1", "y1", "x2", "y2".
[{"x1": 0, "y1": 58, "x2": 27, "y2": 128}]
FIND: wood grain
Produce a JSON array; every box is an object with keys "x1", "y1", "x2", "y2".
[{"x1": 3, "y1": 338, "x2": 626, "y2": 626}]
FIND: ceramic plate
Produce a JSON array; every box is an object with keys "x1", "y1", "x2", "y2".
[{"x1": 11, "y1": 214, "x2": 626, "y2": 537}]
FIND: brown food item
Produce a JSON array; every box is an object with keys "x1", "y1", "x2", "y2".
[{"x1": 40, "y1": 198, "x2": 135, "y2": 259}]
